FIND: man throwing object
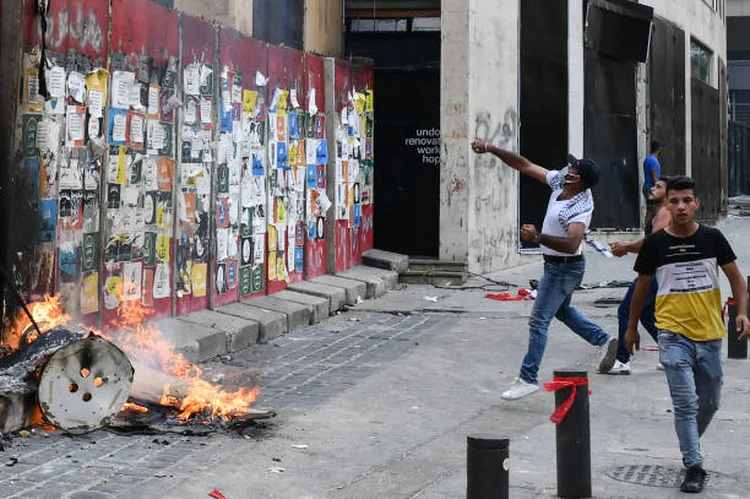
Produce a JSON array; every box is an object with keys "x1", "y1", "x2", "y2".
[{"x1": 471, "y1": 139, "x2": 618, "y2": 401}]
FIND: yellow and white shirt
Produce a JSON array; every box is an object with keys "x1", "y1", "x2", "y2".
[{"x1": 634, "y1": 226, "x2": 736, "y2": 342}]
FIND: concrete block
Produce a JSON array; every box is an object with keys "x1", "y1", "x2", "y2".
[
  {"x1": 0, "y1": 380, "x2": 37, "y2": 434},
  {"x1": 177, "y1": 310, "x2": 259, "y2": 353},
  {"x1": 286, "y1": 281, "x2": 346, "y2": 313},
  {"x1": 273, "y1": 290, "x2": 329, "y2": 324},
  {"x1": 217, "y1": 303, "x2": 287, "y2": 343},
  {"x1": 151, "y1": 318, "x2": 228, "y2": 363},
  {"x1": 362, "y1": 249, "x2": 409, "y2": 273},
  {"x1": 310, "y1": 275, "x2": 367, "y2": 306},
  {"x1": 338, "y1": 266, "x2": 399, "y2": 298},
  {"x1": 245, "y1": 296, "x2": 310, "y2": 332}
]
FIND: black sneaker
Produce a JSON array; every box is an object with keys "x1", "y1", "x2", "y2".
[{"x1": 680, "y1": 466, "x2": 707, "y2": 493}]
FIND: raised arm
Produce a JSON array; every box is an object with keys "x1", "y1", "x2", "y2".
[
  {"x1": 471, "y1": 139, "x2": 549, "y2": 184},
  {"x1": 721, "y1": 262, "x2": 750, "y2": 340}
]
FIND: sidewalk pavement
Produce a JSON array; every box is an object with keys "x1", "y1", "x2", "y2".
[{"x1": 2, "y1": 218, "x2": 750, "y2": 498}]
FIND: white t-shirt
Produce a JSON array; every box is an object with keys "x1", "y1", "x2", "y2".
[{"x1": 540, "y1": 171, "x2": 592, "y2": 256}]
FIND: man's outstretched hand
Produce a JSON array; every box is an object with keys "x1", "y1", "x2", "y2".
[
  {"x1": 737, "y1": 313, "x2": 750, "y2": 341},
  {"x1": 610, "y1": 242, "x2": 629, "y2": 258},
  {"x1": 625, "y1": 327, "x2": 640, "y2": 354},
  {"x1": 471, "y1": 138, "x2": 488, "y2": 154}
]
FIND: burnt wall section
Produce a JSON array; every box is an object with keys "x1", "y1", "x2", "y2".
[
  {"x1": 649, "y1": 17, "x2": 686, "y2": 177},
  {"x1": 0, "y1": 0, "x2": 25, "y2": 326},
  {"x1": 519, "y1": 0, "x2": 568, "y2": 248}
]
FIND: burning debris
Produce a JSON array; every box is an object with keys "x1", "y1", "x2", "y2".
[{"x1": 0, "y1": 295, "x2": 274, "y2": 435}]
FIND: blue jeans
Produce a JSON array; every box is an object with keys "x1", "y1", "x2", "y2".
[
  {"x1": 659, "y1": 330, "x2": 723, "y2": 468},
  {"x1": 617, "y1": 278, "x2": 659, "y2": 363},
  {"x1": 520, "y1": 260, "x2": 612, "y2": 384}
]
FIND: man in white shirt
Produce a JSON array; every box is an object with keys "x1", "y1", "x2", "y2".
[{"x1": 471, "y1": 139, "x2": 618, "y2": 400}]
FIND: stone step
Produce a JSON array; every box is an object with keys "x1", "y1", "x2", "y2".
[
  {"x1": 408, "y1": 258, "x2": 468, "y2": 273},
  {"x1": 310, "y1": 275, "x2": 367, "y2": 306},
  {"x1": 361, "y1": 249, "x2": 409, "y2": 274},
  {"x1": 272, "y1": 290, "x2": 329, "y2": 324},
  {"x1": 152, "y1": 318, "x2": 232, "y2": 364},
  {"x1": 244, "y1": 296, "x2": 311, "y2": 333},
  {"x1": 399, "y1": 270, "x2": 468, "y2": 286},
  {"x1": 338, "y1": 266, "x2": 399, "y2": 298},
  {"x1": 286, "y1": 281, "x2": 347, "y2": 313},
  {"x1": 217, "y1": 303, "x2": 287, "y2": 343},
  {"x1": 176, "y1": 310, "x2": 259, "y2": 353}
]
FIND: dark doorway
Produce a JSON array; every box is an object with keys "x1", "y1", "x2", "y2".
[
  {"x1": 519, "y1": 0, "x2": 568, "y2": 248},
  {"x1": 372, "y1": 68, "x2": 440, "y2": 257},
  {"x1": 649, "y1": 17, "x2": 686, "y2": 177},
  {"x1": 346, "y1": 27, "x2": 441, "y2": 257},
  {"x1": 691, "y1": 78, "x2": 722, "y2": 222},
  {"x1": 583, "y1": 0, "x2": 653, "y2": 230}
]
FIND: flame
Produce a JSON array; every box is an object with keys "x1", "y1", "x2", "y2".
[
  {"x1": 4, "y1": 295, "x2": 71, "y2": 350},
  {"x1": 121, "y1": 402, "x2": 149, "y2": 413},
  {"x1": 4, "y1": 294, "x2": 260, "y2": 422}
]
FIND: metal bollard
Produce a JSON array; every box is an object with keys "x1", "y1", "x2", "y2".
[
  {"x1": 553, "y1": 370, "x2": 591, "y2": 498},
  {"x1": 727, "y1": 297, "x2": 748, "y2": 359},
  {"x1": 466, "y1": 434, "x2": 509, "y2": 499}
]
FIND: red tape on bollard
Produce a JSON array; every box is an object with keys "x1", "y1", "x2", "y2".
[
  {"x1": 543, "y1": 376, "x2": 592, "y2": 424},
  {"x1": 723, "y1": 298, "x2": 736, "y2": 320}
]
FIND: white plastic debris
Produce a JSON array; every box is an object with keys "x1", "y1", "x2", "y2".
[
  {"x1": 423, "y1": 296, "x2": 438, "y2": 303},
  {"x1": 267, "y1": 467, "x2": 285, "y2": 474},
  {"x1": 291, "y1": 444, "x2": 309, "y2": 449}
]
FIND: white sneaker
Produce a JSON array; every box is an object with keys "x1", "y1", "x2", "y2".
[
  {"x1": 605, "y1": 360, "x2": 631, "y2": 375},
  {"x1": 597, "y1": 337, "x2": 619, "y2": 374},
  {"x1": 657, "y1": 362, "x2": 665, "y2": 371},
  {"x1": 501, "y1": 378, "x2": 540, "y2": 401}
]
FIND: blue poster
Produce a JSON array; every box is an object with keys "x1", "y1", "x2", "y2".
[
  {"x1": 316, "y1": 140, "x2": 328, "y2": 165},
  {"x1": 59, "y1": 244, "x2": 78, "y2": 278},
  {"x1": 308, "y1": 221, "x2": 316, "y2": 239},
  {"x1": 307, "y1": 164, "x2": 317, "y2": 189},
  {"x1": 288, "y1": 112, "x2": 299, "y2": 139},
  {"x1": 39, "y1": 198, "x2": 58, "y2": 242},
  {"x1": 252, "y1": 153, "x2": 264, "y2": 176},
  {"x1": 354, "y1": 204, "x2": 362, "y2": 228},
  {"x1": 277, "y1": 142, "x2": 289, "y2": 170},
  {"x1": 295, "y1": 247, "x2": 304, "y2": 272},
  {"x1": 220, "y1": 102, "x2": 233, "y2": 132},
  {"x1": 108, "y1": 109, "x2": 127, "y2": 146},
  {"x1": 227, "y1": 259, "x2": 237, "y2": 288}
]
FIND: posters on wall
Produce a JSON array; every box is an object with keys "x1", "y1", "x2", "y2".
[
  {"x1": 21, "y1": 49, "x2": 107, "y2": 314},
  {"x1": 335, "y1": 89, "x2": 374, "y2": 228},
  {"x1": 238, "y1": 73, "x2": 267, "y2": 297},
  {"x1": 176, "y1": 60, "x2": 214, "y2": 303},
  {"x1": 104, "y1": 56, "x2": 177, "y2": 313}
]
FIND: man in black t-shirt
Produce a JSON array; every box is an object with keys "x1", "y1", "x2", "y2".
[{"x1": 625, "y1": 176, "x2": 750, "y2": 493}]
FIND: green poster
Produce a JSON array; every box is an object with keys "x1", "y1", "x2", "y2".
[
  {"x1": 252, "y1": 264, "x2": 264, "y2": 293},
  {"x1": 82, "y1": 232, "x2": 99, "y2": 272},
  {"x1": 143, "y1": 232, "x2": 157, "y2": 266},
  {"x1": 240, "y1": 265, "x2": 253, "y2": 296}
]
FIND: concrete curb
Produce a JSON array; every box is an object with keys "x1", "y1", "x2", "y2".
[
  {"x1": 273, "y1": 290, "x2": 330, "y2": 324},
  {"x1": 310, "y1": 275, "x2": 367, "y2": 306},
  {"x1": 217, "y1": 303, "x2": 287, "y2": 343},
  {"x1": 242, "y1": 296, "x2": 311, "y2": 332},
  {"x1": 287, "y1": 281, "x2": 347, "y2": 313},
  {"x1": 338, "y1": 266, "x2": 399, "y2": 298}
]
